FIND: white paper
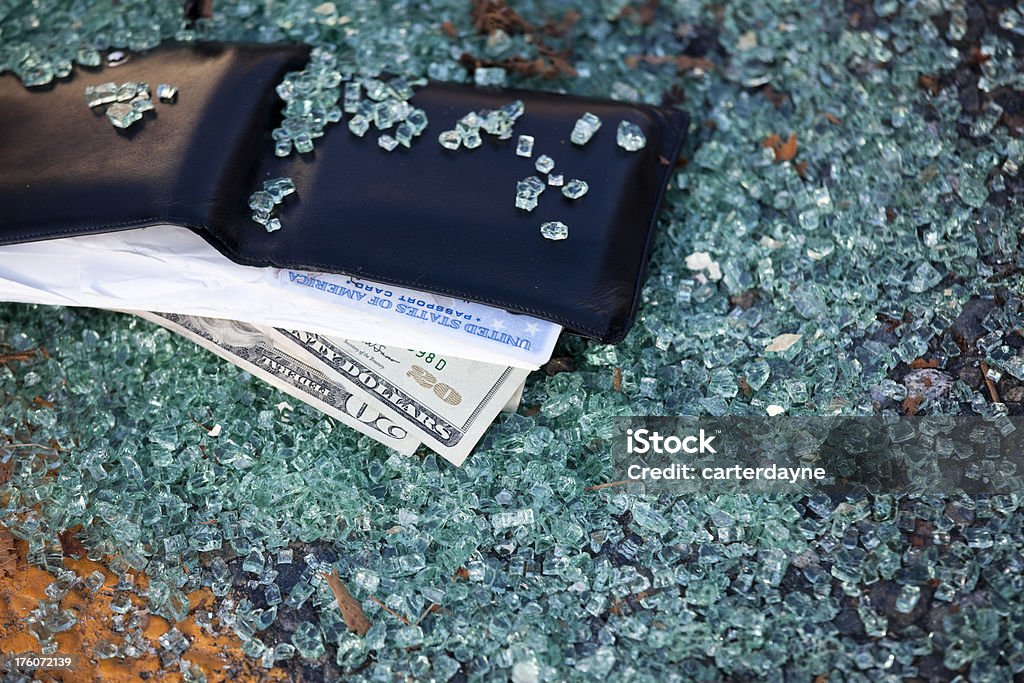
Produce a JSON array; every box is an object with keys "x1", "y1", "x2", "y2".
[{"x1": 0, "y1": 225, "x2": 560, "y2": 369}]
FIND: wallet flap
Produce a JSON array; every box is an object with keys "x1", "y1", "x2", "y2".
[
  {"x1": 0, "y1": 44, "x2": 688, "y2": 343},
  {"x1": 0, "y1": 42, "x2": 309, "y2": 241}
]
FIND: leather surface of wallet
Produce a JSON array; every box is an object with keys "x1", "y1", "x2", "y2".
[{"x1": 0, "y1": 43, "x2": 688, "y2": 343}]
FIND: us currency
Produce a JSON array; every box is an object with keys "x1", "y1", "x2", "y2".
[
  {"x1": 271, "y1": 329, "x2": 531, "y2": 466},
  {"x1": 133, "y1": 311, "x2": 421, "y2": 455},
  {"x1": 502, "y1": 380, "x2": 526, "y2": 414}
]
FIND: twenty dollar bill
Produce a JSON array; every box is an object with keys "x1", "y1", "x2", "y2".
[
  {"x1": 272, "y1": 329, "x2": 530, "y2": 465},
  {"x1": 134, "y1": 311, "x2": 421, "y2": 455}
]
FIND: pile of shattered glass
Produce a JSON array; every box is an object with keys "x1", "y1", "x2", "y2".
[{"x1": 1, "y1": 0, "x2": 1023, "y2": 680}]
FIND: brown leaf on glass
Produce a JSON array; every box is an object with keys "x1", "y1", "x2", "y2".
[
  {"x1": 624, "y1": 54, "x2": 714, "y2": 73},
  {"x1": 323, "y1": 570, "x2": 372, "y2": 636},
  {"x1": 59, "y1": 526, "x2": 88, "y2": 558},
  {"x1": 470, "y1": 0, "x2": 532, "y2": 35},
  {"x1": 763, "y1": 132, "x2": 798, "y2": 162}
]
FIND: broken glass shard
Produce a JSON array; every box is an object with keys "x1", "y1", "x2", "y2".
[
  {"x1": 85, "y1": 82, "x2": 118, "y2": 108},
  {"x1": 116, "y1": 82, "x2": 141, "y2": 102},
  {"x1": 895, "y1": 584, "x2": 920, "y2": 613},
  {"x1": 348, "y1": 115, "x2": 370, "y2": 137},
  {"x1": 460, "y1": 112, "x2": 483, "y2": 129},
  {"x1": 386, "y1": 77, "x2": 413, "y2": 101},
  {"x1": 130, "y1": 94, "x2": 155, "y2": 113},
  {"x1": 406, "y1": 109, "x2": 428, "y2": 135},
  {"x1": 540, "y1": 221, "x2": 568, "y2": 241},
  {"x1": 463, "y1": 128, "x2": 483, "y2": 149},
  {"x1": 500, "y1": 100, "x2": 525, "y2": 120},
  {"x1": 520, "y1": 176, "x2": 545, "y2": 195},
  {"x1": 515, "y1": 176, "x2": 545, "y2": 211},
  {"x1": 516, "y1": 135, "x2": 534, "y2": 157},
  {"x1": 562, "y1": 179, "x2": 589, "y2": 199},
  {"x1": 292, "y1": 621, "x2": 325, "y2": 660},
  {"x1": 76, "y1": 46, "x2": 102, "y2": 67},
  {"x1": 248, "y1": 191, "x2": 275, "y2": 214},
  {"x1": 535, "y1": 155, "x2": 554, "y2": 174},
  {"x1": 84, "y1": 571, "x2": 105, "y2": 592},
  {"x1": 343, "y1": 82, "x2": 360, "y2": 113},
  {"x1": 482, "y1": 110, "x2": 512, "y2": 138},
  {"x1": 263, "y1": 177, "x2": 296, "y2": 202},
  {"x1": 571, "y1": 112, "x2": 601, "y2": 145},
  {"x1": 395, "y1": 122, "x2": 413, "y2": 147},
  {"x1": 438, "y1": 130, "x2": 461, "y2": 150},
  {"x1": 363, "y1": 79, "x2": 388, "y2": 101},
  {"x1": 515, "y1": 190, "x2": 538, "y2": 211},
  {"x1": 457, "y1": 121, "x2": 482, "y2": 149},
  {"x1": 616, "y1": 121, "x2": 646, "y2": 151},
  {"x1": 106, "y1": 102, "x2": 141, "y2": 129},
  {"x1": 474, "y1": 67, "x2": 507, "y2": 86},
  {"x1": 156, "y1": 83, "x2": 178, "y2": 102},
  {"x1": 293, "y1": 133, "x2": 314, "y2": 154},
  {"x1": 492, "y1": 508, "x2": 535, "y2": 530}
]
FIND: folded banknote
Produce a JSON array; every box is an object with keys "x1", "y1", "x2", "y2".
[{"x1": 134, "y1": 311, "x2": 529, "y2": 465}]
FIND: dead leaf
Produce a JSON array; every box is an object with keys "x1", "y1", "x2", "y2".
[
  {"x1": 584, "y1": 480, "x2": 631, "y2": 492},
  {"x1": 542, "y1": 357, "x2": 575, "y2": 376},
  {"x1": 619, "y1": 0, "x2": 659, "y2": 25},
  {"x1": 322, "y1": 570, "x2": 371, "y2": 636},
  {"x1": 758, "y1": 84, "x2": 789, "y2": 108},
  {"x1": 909, "y1": 358, "x2": 939, "y2": 369},
  {"x1": 966, "y1": 46, "x2": 988, "y2": 66},
  {"x1": 0, "y1": 528, "x2": 15, "y2": 577},
  {"x1": 59, "y1": 526, "x2": 88, "y2": 558},
  {"x1": 918, "y1": 74, "x2": 940, "y2": 95},
  {"x1": 613, "y1": 368, "x2": 623, "y2": 392},
  {"x1": 470, "y1": 0, "x2": 532, "y2": 35},
  {"x1": 625, "y1": 54, "x2": 714, "y2": 73},
  {"x1": 763, "y1": 133, "x2": 798, "y2": 162},
  {"x1": 459, "y1": 52, "x2": 576, "y2": 80},
  {"x1": 980, "y1": 361, "x2": 1001, "y2": 403},
  {"x1": 539, "y1": 10, "x2": 580, "y2": 37},
  {"x1": 903, "y1": 395, "x2": 922, "y2": 416},
  {"x1": 0, "y1": 349, "x2": 40, "y2": 365}
]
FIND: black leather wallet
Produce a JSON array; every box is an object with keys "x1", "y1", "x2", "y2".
[{"x1": 0, "y1": 43, "x2": 688, "y2": 343}]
